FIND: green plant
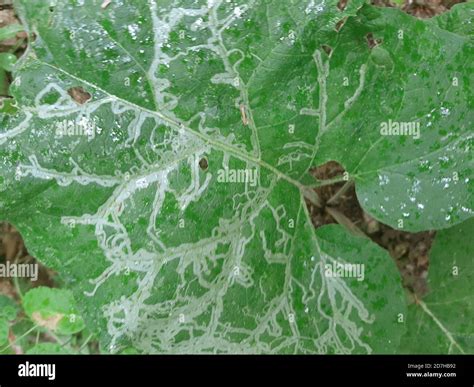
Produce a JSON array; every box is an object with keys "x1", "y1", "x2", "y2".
[
  {"x1": 0, "y1": 287, "x2": 94, "y2": 354},
  {"x1": 0, "y1": 0, "x2": 472, "y2": 354},
  {"x1": 0, "y1": 23, "x2": 23, "y2": 95}
]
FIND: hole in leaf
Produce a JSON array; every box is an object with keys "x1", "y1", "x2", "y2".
[
  {"x1": 67, "y1": 86, "x2": 92, "y2": 105},
  {"x1": 306, "y1": 160, "x2": 435, "y2": 297},
  {"x1": 199, "y1": 158, "x2": 208, "y2": 171},
  {"x1": 337, "y1": 0, "x2": 348, "y2": 11},
  {"x1": 321, "y1": 44, "x2": 333, "y2": 56},
  {"x1": 366, "y1": 33, "x2": 383, "y2": 49},
  {"x1": 335, "y1": 18, "x2": 346, "y2": 32}
]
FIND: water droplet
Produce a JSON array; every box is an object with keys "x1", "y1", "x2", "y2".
[
  {"x1": 233, "y1": 6, "x2": 243, "y2": 17},
  {"x1": 378, "y1": 174, "x2": 390, "y2": 186},
  {"x1": 440, "y1": 107, "x2": 450, "y2": 117}
]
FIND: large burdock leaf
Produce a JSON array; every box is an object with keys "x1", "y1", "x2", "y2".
[
  {"x1": 400, "y1": 218, "x2": 474, "y2": 354},
  {"x1": 312, "y1": 4, "x2": 473, "y2": 231},
  {"x1": 0, "y1": 0, "x2": 470, "y2": 353}
]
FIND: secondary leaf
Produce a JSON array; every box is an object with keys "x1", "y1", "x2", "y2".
[
  {"x1": 400, "y1": 218, "x2": 474, "y2": 354},
  {"x1": 0, "y1": 318, "x2": 8, "y2": 345},
  {"x1": 27, "y1": 342, "x2": 72, "y2": 354},
  {"x1": 0, "y1": 24, "x2": 24, "y2": 42},
  {"x1": 0, "y1": 295, "x2": 18, "y2": 345},
  {"x1": 0, "y1": 52, "x2": 18, "y2": 72},
  {"x1": 23, "y1": 287, "x2": 85, "y2": 335},
  {"x1": 0, "y1": 294, "x2": 18, "y2": 320},
  {"x1": 312, "y1": 5, "x2": 473, "y2": 232}
]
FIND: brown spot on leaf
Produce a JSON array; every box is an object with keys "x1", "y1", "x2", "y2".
[{"x1": 31, "y1": 312, "x2": 64, "y2": 331}]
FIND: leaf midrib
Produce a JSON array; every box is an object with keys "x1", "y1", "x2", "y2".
[
  {"x1": 418, "y1": 299, "x2": 466, "y2": 354},
  {"x1": 32, "y1": 58, "x2": 308, "y2": 193}
]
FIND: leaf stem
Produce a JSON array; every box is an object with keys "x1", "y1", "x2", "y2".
[
  {"x1": 327, "y1": 180, "x2": 354, "y2": 205},
  {"x1": 78, "y1": 333, "x2": 93, "y2": 354},
  {"x1": 0, "y1": 324, "x2": 38, "y2": 353}
]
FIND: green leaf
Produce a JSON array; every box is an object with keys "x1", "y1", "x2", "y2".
[
  {"x1": 312, "y1": 5, "x2": 473, "y2": 232},
  {"x1": 23, "y1": 287, "x2": 85, "y2": 335},
  {"x1": 0, "y1": 53, "x2": 18, "y2": 72},
  {"x1": 400, "y1": 218, "x2": 474, "y2": 354},
  {"x1": 0, "y1": 69, "x2": 9, "y2": 96},
  {"x1": 0, "y1": 318, "x2": 9, "y2": 345},
  {"x1": 0, "y1": 295, "x2": 18, "y2": 320},
  {"x1": 0, "y1": 1, "x2": 471, "y2": 354},
  {"x1": 119, "y1": 347, "x2": 140, "y2": 354},
  {"x1": 0, "y1": 24, "x2": 24, "y2": 42},
  {"x1": 430, "y1": 2, "x2": 474, "y2": 37},
  {"x1": 0, "y1": 296, "x2": 16, "y2": 346},
  {"x1": 27, "y1": 342, "x2": 72, "y2": 354},
  {"x1": 0, "y1": 97, "x2": 19, "y2": 114}
]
